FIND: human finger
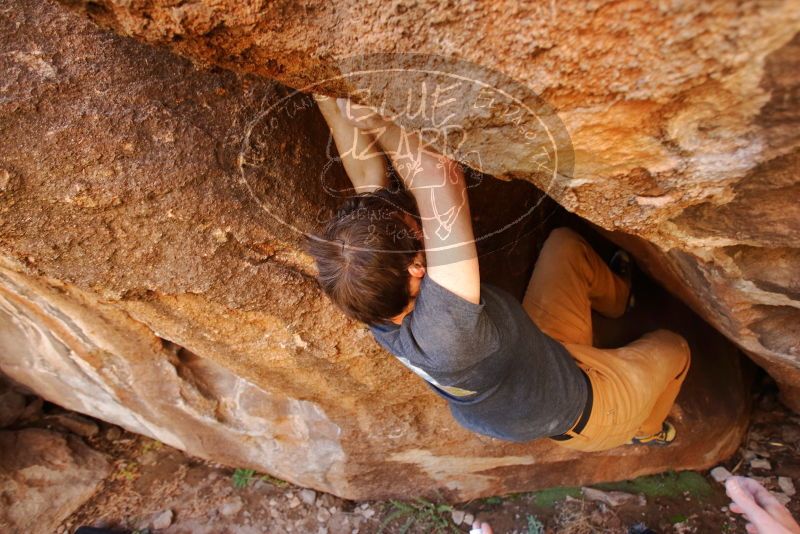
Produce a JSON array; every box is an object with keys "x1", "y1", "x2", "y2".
[
  {"x1": 733, "y1": 477, "x2": 776, "y2": 501},
  {"x1": 737, "y1": 477, "x2": 782, "y2": 507},
  {"x1": 751, "y1": 483, "x2": 784, "y2": 510},
  {"x1": 730, "y1": 503, "x2": 745, "y2": 515},
  {"x1": 732, "y1": 477, "x2": 794, "y2": 525},
  {"x1": 726, "y1": 477, "x2": 778, "y2": 528}
]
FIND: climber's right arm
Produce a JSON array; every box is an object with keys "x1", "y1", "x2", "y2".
[{"x1": 313, "y1": 94, "x2": 389, "y2": 193}]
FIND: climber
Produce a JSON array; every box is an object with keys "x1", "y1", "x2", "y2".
[{"x1": 307, "y1": 94, "x2": 691, "y2": 451}]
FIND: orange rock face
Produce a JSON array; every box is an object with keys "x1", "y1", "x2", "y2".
[
  {"x1": 0, "y1": 0, "x2": 787, "y2": 500},
  {"x1": 57, "y1": 0, "x2": 800, "y2": 410}
]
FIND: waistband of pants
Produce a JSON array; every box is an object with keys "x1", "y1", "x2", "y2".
[{"x1": 549, "y1": 368, "x2": 593, "y2": 442}]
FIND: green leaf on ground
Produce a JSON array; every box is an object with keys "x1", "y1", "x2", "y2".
[
  {"x1": 531, "y1": 487, "x2": 582, "y2": 507},
  {"x1": 260, "y1": 473, "x2": 289, "y2": 487},
  {"x1": 669, "y1": 513, "x2": 689, "y2": 524},
  {"x1": 378, "y1": 498, "x2": 459, "y2": 533},
  {"x1": 232, "y1": 468, "x2": 256, "y2": 489},
  {"x1": 593, "y1": 471, "x2": 713, "y2": 499},
  {"x1": 524, "y1": 471, "x2": 712, "y2": 510}
]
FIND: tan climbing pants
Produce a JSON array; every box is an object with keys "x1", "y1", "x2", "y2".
[{"x1": 522, "y1": 228, "x2": 691, "y2": 452}]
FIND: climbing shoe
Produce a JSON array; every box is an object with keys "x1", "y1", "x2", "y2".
[
  {"x1": 628, "y1": 421, "x2": 677, "y2": 446},
  {"x1": 610, "y1": 249, "x2": 635, "y2": 311}
]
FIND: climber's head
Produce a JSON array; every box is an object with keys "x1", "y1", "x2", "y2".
[{"x1": 307, "y1": 188, "x2": 425, "y2": 326}]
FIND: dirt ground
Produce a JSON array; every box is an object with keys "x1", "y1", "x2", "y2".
[{"x1": 44, "y1": 374, "x2": 798, "y2": 534}]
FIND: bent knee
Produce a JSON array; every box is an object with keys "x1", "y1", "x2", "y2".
[
  {"x1": 649, "y1": 329, "x2": 691, "y2": 373},
  {"x1": 546, "y1": 227, "x2": 583, "y2": 246},
  {"x1": 542, "y1": 227, "x2": 588, "y2": 259}
]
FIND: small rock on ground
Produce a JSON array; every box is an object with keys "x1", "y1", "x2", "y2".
[
  {"x1": 451, "y1": 509, "x2": 465, "y2": 525},
  {"x1": 316, "y1": 507, "x2": 331, "y2": 522},
  {"x1": 750, "y1": 458, "x2": 772, "y2": 470},
  {"x1": 299, "y1": 488, "x2": 317, "y2": 505},
  {"x1": 152, "y1": 509, "x2": 173, "y2": 529},
  {"x1": 778, "y1": 476, "x2": 796, "y2": 497},
  {"x1": 220, "y1": 497, "x2": 243, "y2": 517},
  {"x1": 326, "y1": 511, "x2": 351, "y2": 534},
  {"x1": 710, "y1": 466, "x2": 732, "y2": 483},
  {"x1": 582, "y1": 487, "x2": 646, "y2": 507}
]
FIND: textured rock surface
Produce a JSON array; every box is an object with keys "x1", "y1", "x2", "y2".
[
  {"x1": 0, "y1": 428, "x2": 110, "y2": 533},
  {"x1": 58, "y1": 0, "x2": 800, "y2": 410},
  {"x1": 0, "y1": 377, "x2": 26, "y2": 428},
  {"x1": 0, "y1": 1, "x2": 751, "y2": 499}
]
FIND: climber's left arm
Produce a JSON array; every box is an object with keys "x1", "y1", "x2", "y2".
[{"x1": 314, "y1": 94, "x2": 389, "y2": 193}]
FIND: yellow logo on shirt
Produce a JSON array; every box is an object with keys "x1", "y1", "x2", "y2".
[{"x1": 440, "y1": 385, "x2": 478, "y2": 397}]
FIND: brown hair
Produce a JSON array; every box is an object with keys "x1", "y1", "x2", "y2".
[{"x1": 306, "y1": 188, "x2": 422, "y2": 325}]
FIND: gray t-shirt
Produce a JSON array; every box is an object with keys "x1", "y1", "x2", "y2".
[{"x1": 369, "y1": 275, "x2": 587, "y2": 442}]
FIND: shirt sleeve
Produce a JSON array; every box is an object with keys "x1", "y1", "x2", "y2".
[{"x1": 405, "y1": 275, "x2": 499, "y2": 372}]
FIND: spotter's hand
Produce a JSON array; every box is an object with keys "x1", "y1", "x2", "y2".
[{"x1": 726, "y1": 476, "x2": 800, "y2": 534}]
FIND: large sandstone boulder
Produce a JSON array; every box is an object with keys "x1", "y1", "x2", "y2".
[
  {"x1": 56, "y1": 0, "x2": 800, "y2": 410},
  {"x1": 0, "y1": 0, "x2": 752, "y2": 500}
]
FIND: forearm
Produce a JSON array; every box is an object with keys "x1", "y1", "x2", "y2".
[
  {"x1": 375, "y1": 121, "x2": 480, "y2": 302},
  {"x1": 314, "y1": 95, "x2": 389, "y2": 193}
]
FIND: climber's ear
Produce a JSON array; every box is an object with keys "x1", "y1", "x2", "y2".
[
  {"x1": 408, "y1": 263, "x2": 426, "y2": 278},
  {"x1": 408, "y1": 252, "x2": 426, "y2": 279}
]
